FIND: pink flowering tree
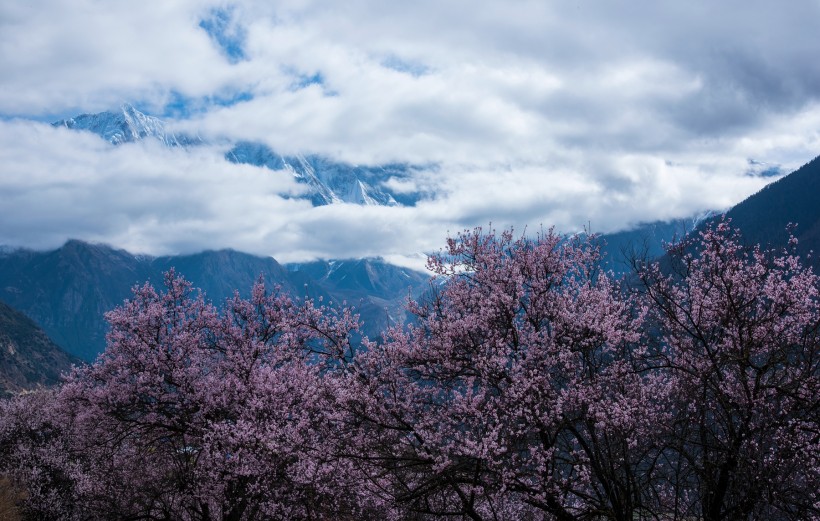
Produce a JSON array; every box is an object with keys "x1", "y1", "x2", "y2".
[
  {"x1": 0, "y1": 391, "x2": 77, "y2": 519},
  {"x1": 636, "y1": 221, "x2": 820, "y2": 520},
  {"x1": 339, "y1": 227, "x2": 669, "y2": 520},
  {"x1": 3, "y1": 270, "x2": 375, "y2": 520}
]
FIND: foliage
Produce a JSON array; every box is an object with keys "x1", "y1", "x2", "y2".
[{"x1": 0, "y1": 223, "x2": 818, "y2": 520}]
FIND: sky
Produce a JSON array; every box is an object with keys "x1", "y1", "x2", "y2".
[{"x1": 2, "y1": 0, "x2": 820, "y2": 266}]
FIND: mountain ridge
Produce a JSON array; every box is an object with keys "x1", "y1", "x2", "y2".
[
  {"x1": 0, "y1": 240, "x2": 431, "y2": 361},
  {"x1": 723, "y1": 154, "x2": 820, "y2": 255},
  {"x1": 53, "y1": 105, "x2": 425, "y2": 208},
  {"x1": 53, "y1": 103, "x2": 201, "y2": 147}
]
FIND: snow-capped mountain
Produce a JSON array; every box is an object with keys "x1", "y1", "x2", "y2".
[
  {"x1": 53, "y1": 105, "x2": 423, "y2": 207},
  {"x1": 53, "y1": 103, "x2": 200, "y2": 147},
  {"x1": 226, "y1": 141, "x2": 416, "y2": 206}
]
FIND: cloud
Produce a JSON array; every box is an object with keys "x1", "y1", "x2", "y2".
[
  {"x1": 0, "y1": 121, "x2": 458, "y2": 262},
  {"x1": 0, "y1": 121, "x2": 307, "y2": 253},
  {"x1": 0, "y1": 0, "x2": 242, "y2": 116},
  {"x1": 1, "y1": 1, "x2": 820, "y2": 262}
]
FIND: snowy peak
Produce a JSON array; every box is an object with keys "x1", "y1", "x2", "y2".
[
  {"x1": 225, "y1": 141, "x2": 405, "y2": 207},
  {"x1": 53, "y1": 104, "x2": 199, "y2": 147},
  {"x1": 54, "y1": 107, "x2": 423, "y2": 208}
]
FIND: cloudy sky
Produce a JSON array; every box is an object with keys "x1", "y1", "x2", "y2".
[{"x1": 2, "y1": 0, "x2": 820, "y2": 265}]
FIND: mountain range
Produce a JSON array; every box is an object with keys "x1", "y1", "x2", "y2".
[
  {"x1": 3, "y1": 104, "x2": 819, "y2": 393},
  {"x1": 4, "y1": 145, "x2": 817, "y2": 368},
  {"x1": 54, "y1": 104, "x2": 426, "y2": 207},
  {"x1": 0, "y1": 242, "x2": 429, "y2": 363},
  {"x1": 595, "y1": 214, "x2": 714, "y2": 274}
]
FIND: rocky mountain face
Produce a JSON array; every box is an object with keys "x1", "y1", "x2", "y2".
[
  {"x1": 0, "y1": 240, "x2": 154, "y2": 362},
  {"x1": 54, "y1": 105, "x2": 425, "y2": 207},
  {"x1": 226, "y1": 141, "x2": 420, "y2": 206},
  {"x1": 0, "y1": 300, "x2": 79, "y2": 398},
  {"x1": 53, "y1": 103, "x2": 200, "y2": 147},
  {"x1": 288, "y1": 258, "x2": 431, "y2": 338},
  {"x1": 0, "y1": 242, "x2": 430, "y2": 361}
]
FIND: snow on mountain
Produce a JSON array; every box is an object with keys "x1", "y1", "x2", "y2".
[
  {"x1": 286, "y1": 256, "x2": 430, "y2": 339},
  {"x1": 225, "y1": 141, "x2": 410, "y2": 206},
  {"x1": 53, "y1": 105, "x2": 422, "y2": 208},
  {"x1": 53, "y1": 103, "x2": 201, "y2": 147}
]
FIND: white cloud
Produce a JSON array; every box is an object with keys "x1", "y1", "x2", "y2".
[
  {"x1": 0, "y1": 0, "x2": 243, "y2": 115},
  {"x1": 0, "y1": 121, "x2": 307, "y2": 253}
]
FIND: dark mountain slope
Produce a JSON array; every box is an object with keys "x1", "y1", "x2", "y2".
[
  {"x1": 151, "y1": 249, "x2": 328, "y2": 305},
  {"x1": 594, "y1": 155, "x2": 820, "y2": 275},
  {"x1": 724, "y1": 155, "x2": 820, "y2": 256},
  {"x1": 0, "y1": 241, "x2": 154, "y2": 361},
  {"x1": 0, "y1": 242, "x2": 324, "y2": 361},
  {"x1": 291, "y1": 258, "x2": 428, "y2": 300},
  {"x1": 597, "y1": 218, "x2": 705, "y2": 274},
  {"x1": 0, "y1": 300, "x2": 79, "y2": 398}
]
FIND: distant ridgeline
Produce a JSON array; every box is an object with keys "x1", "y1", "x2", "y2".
[
  {"x1": 595, "y1": 215, "x2": 711, "y2": 274},
  {"x1": 0, "y1": 242, "x2": 429, "y2": 362},
  {"x1": 53, "y1": 104, "x2": 430, "y2": 207}
]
